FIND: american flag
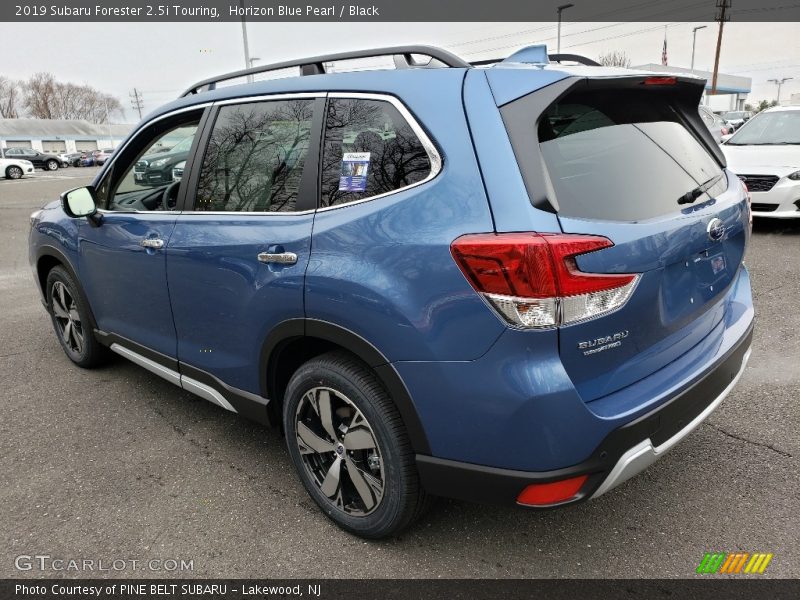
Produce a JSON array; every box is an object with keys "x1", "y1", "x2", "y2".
[{"x1": 661, "y1": 32, "x2": 668, "y2": 65}]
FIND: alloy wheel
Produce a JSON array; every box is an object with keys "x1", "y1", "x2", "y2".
[
  {"x1": 51, "y1": 281, "x2": 84, "y2": 355},
  {"x1": 294, "y1": 386, "x2": 385, "y2": 516},
  {"x1": 8, "y1": 166, "x2": 22, "y2": 179}
]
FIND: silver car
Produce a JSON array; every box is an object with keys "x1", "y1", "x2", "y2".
[{"x1": 699, "y1": 105, "x2": 729, "y2": 144}]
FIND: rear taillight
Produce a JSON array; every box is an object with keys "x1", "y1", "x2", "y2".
[{"x1": 451, "y1": 233, "x2": 639, "y2": 328}]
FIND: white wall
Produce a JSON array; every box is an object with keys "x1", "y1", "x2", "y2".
[{"x1": 702, "y1": 93, "x2": 747, "y2": 112}]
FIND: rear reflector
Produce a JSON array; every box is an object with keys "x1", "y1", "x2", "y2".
[
  {"x1": 451, "y1": 233, "x2": 638, "y2": 328},
  {"x1": 517, "y1": 475, "x2": 588, "y2": 506}
]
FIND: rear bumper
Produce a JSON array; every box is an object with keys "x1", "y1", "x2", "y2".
[{"x1": 415, "y1": 323, "x2": 753, "y2": 506}]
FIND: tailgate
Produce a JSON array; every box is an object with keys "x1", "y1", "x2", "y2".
[{"x1": 496, "y1": 73, "x2": 750, "y2": 401}]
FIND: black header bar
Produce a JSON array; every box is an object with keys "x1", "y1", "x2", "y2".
[{"x1": 3, "y1": 0, "x2": 800, "y2": 22}]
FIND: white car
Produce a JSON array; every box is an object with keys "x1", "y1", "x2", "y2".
[
  {"x1": 1, "y1": 158, "x2": 35, "y2": 180},
  {"x1": 172, "y1": 160, "x2": 186, "y2": 182},
  {"x1": 722, "y1": 105, "x2": 800, "y2": 218}
]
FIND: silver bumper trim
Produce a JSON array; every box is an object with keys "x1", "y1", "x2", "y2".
[{"x1": 591, "y1": 346, "x2": 752, "y2": 499}]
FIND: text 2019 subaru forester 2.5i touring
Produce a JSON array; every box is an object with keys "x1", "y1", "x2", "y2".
[{"x1": 29, "y1": 45, "x2": 754, "y2": 539}]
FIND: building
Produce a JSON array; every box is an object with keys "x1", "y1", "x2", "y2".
[
  {"x1": 0, "y1": 118, "x2": 134, "y2": 155},
  {"x1": 790, "y1": 92, "x2": 800, "y2": 106},
  {"x1": 633, "y1": 64, "x2": 752, "y2": 111}
]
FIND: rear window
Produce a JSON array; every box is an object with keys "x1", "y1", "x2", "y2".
[
  {"x1": 320, "y1": 98, "x2": 433, "y2": 207},
  {"x1": 509, "y1": 87, "x2": 727, "y2": 221}
]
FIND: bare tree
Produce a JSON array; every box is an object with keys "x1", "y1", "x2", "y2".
[
  {"x1": 0, "y1": 77, "x2": 21, "y2": 118},
  {"x1": 21, "y1": 73, "x2": 123, "y2": 122},
  {"x1": 23, "y1": 72, "x2": 57, "y2": 119},
  {"x1": 598, "y1": 51, "x2": 632, "y2": 68}
]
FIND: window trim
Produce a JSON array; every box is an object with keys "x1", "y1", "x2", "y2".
[
  {"x1": 93, "y1": 91, "x2": 442, "y2": 217},
  {"x1": 318, "y1": 92, "x2": 443, "y2": 212}
]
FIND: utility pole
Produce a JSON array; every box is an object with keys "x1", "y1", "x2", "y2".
[
  {"x1": 556, "y1": 4, "x2": 574, "y2": 54},
  {"x1": 104, "y1": 99, "x2": 112, "y2": 148},
  {"x1": 690, "y1": 25, "x2": 707, "y2": 71},
  {"x1": 768, "y1": 77, "x2": 793, "y2": 104},
  {"x1": 129, "y1": 88, "x2": 144, "y2": 120},
  {"x1": 711, "y1": 0, "x2": 731, "y2": 96}
]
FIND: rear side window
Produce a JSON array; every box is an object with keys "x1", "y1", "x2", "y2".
[
  {"x1": 509, "y1": 87, "x2": 726, "y2": 221},
  {"x1": 195, "y1": 99, "x2": 314, "y2": 212},
  {"x1": 320, "y1": 97, "x2": 433, "y2": 207}
]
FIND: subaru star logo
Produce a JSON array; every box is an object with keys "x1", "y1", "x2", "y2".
[{"x1": 707, "y1": 218, "x2": 725, "y2": 241}]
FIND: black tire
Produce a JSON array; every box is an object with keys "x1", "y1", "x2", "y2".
[
  {"x1": 283, "y1": 351, "x2": 431, "y2": 539},
  {"x1": 5, "y1": 165, "x2": 23, "y2": 179},
  {"x1": 45, "y1": 159, "x2": 58, "y2": 171},
  {"x1": 46, "y1": 266, "x2": 109, "y2": 368}
]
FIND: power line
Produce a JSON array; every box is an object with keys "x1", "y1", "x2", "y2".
[
  {"x1": 460, "y1": 21, "x2": 688, "y2": 59},
  {"x1": 450, "y1": 0, "x2": 711, "y2": 58},
  {"x1": 561, "y1": 22, "x2": 690, "y2": 51}
]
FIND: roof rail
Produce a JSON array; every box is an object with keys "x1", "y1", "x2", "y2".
[
  {"x1": 180, "y1": 45, "x2": 471, "y2": 97},
  {"x1": 471, "y1": 53, "x2": 601, "y2": 68},
  {"x1": 548, "y1": 53, "x2": 601, "y2": 66}
]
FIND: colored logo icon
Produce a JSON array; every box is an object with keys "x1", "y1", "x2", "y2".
[{"x1": 697, "y1": 552, "x2": 774, "y2": 574}]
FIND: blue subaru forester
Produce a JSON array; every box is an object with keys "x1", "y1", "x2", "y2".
[{"x1": 29, "y1": 45, "x2": 754, "y2": 538}]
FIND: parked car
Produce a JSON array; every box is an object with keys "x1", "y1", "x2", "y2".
[
  {"x1": 2, "y1": 147, "x2": 65, "y2": 170},
  {"x1": 171, "y1": 161, "x2": 186, "y2": 182},
  {"x1": 699, "y1": 105, "x2": 730, "y2": 143},
  {"x1": 93, "y1": 148, "x2": 114, "y2": 166},
  {"x1": 29, "y1": 45, "x2": 754, "y2": 539},
  {"x1": 722, "y1": 105, "x2": 800, "y2": 218},
  {"x1": 133, "y1": 136, "x2": 193, "y2": 186},
  {"x1": 61, "y1": 152, "x2": 85, "y2": 167},
  {"x1": 1, "y1": 157, "x2": 34, "y2": 179},
  {"x1": 721, "y1": 110, "x2": 753, "y2": 131}
]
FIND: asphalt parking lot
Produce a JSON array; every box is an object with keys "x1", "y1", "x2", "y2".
[{"x1": 0, "y1": 169, "x2": 798, "y2": 579}]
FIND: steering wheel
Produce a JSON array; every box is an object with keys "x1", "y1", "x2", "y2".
[{"x1": 160, "y1": 181, "x2": 181, "y2": 210}]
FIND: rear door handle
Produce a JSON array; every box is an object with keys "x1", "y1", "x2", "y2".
[
  {"x1": 140, "y1": 238, "x2": 165, "y2": 249},
  {"x1": 258, "y1": 252, "x2": 297, "y2": 265}
]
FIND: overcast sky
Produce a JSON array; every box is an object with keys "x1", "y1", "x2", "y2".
[{"x1": 1, "y1": 21, "x2": 798, "y2": 121}]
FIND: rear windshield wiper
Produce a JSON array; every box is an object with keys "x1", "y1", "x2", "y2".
[{"x1": 677, "y1": 174, "x2": 723, "y2": 205}]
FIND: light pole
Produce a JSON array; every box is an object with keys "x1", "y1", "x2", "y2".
[
  {"x1": 690, "y1": 25, "x2": 707, "y2": 71},
  {"x1": 238, "y1": 0, "x2": 252, "y2": 82},
  {"x1": 249, "y1": 57, "x2": 261, "y2": 68},
  {"x1": 556, "y1": 4, "x2": 574, "y2": 55},
  {"x1": 768, "y1": 77, "x2": 793, "y2": 104}
]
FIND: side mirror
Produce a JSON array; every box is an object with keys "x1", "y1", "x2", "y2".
[{"x1": 61, "y1": 186, "x2": 101, "y2": 225}]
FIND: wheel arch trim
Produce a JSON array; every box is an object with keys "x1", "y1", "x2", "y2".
[
  {"x1": 261, "y1": 319, "x2": 432, "y2": 454},
  {"x1": 35, "y1": 245, "x2": 100, "y2": 333}
]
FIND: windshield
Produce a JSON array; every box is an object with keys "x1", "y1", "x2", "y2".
[
  {"x1": 171, "y1": 136, "x2": 193, "y2": 153},
  {"x1": 724, "y1": 112, "x2": 745, "y2": 119},
  {"x1": 727, "y1": 111, "x2": 800, "y2": 145}
]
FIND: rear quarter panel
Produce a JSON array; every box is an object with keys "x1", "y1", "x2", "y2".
[{"x1": 305, "y1": 71, "x2": 503, "y2": 361}]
